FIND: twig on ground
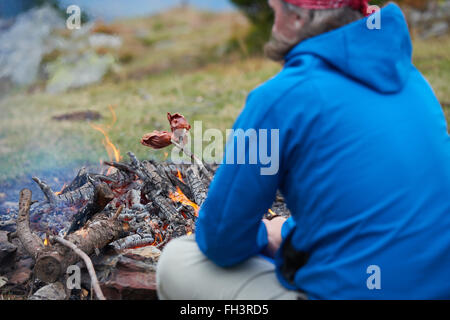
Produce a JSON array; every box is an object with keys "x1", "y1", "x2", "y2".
[{"x1": 50, "y1": 235, "x2": 106, "y2": 300}]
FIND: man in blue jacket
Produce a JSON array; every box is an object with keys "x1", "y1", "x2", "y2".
[{"x1": 157, "y1": 0, "x2": 450, "y2": 299}]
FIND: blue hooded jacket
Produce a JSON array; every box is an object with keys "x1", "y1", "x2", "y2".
[{"x1": 195, "y1": 4, "x2": 450, "y2": 299}]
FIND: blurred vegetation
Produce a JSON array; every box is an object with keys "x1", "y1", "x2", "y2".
[{"x1": 229, "y1": 0, "x2": 273, "y2": 54}]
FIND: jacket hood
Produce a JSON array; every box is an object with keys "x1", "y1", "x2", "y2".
[{"x1": 285, "y1": 3, "x2": 413, "y2": 93}]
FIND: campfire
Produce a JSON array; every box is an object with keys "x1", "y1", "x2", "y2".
[{"x1": 0, "y1": 112, "x2": 290, "y2": 300}]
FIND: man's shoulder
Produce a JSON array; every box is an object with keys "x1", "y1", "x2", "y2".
[
  {"x1": 245, "y1": 64, "x2": 323, "y2": 119},
  {"x1": 247, "y1": 67, "x2": 313, "y2": 108}
]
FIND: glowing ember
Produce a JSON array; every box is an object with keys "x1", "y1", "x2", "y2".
[{"x1": 169, "y1": 186, "x2": 199, "y2": 216}]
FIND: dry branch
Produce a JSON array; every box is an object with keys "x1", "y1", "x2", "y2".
[
  {"x1": 32, "y1": 177, "x2": 58, "y2": 206},
  {"x1": 16, "y1": 189, "x2": 124, "y2": 284},
  {"x1": 17, "y1": 189, "x2": 43, "y2": 259}
]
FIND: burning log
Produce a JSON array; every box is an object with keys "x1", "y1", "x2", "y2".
[
  {"x1": 32, "y1": 176, "x2": 95, "y2": 207},
  {"x1": 159, "y1": 165, "x2": 193, "y2": 200},
  {"x1": 185, "y1": 165, "x2": 208, "y2": 207},
  {"x1": 66, "y1": 180, "x2": 115, "y2": 234},
  {"x1": 34, "y1": 213, "x2": 124, "y2": 283},
  {"x1": 126, "y1": 153, "x2": 181, "y2": 222},
  {"x1": 110, "y1": 234, "x2": 155, "y2": 251},
  {"x1": 61, "y1": 167, "x2": 89, "y2": 194},
  {"x1": 56, "y1": 182, "x2": 95, "y2": 206},
  {"x1": 16, "y1": 189, "x2": 125, "y2": 284}
]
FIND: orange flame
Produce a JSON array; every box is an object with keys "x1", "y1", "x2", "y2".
[
  {"x1": 44, "y1": 237, "x2": 49, "y2": 246},
  {"x1": 91, "y1": 124, "x2": 121, "y2": 162},
  {"x1": 268, "y1": 209, "x2": 276, "y2": 216},
  {"x1": 107, "y1": 105, "x2": 117, "y2": 129},
  {"x1": 54, "y1": 183, "x2": 67, "y2": 196},
  {"x1": 90, "y1": 105, "x2": 122, "y2": 175},
  {"x1": 169, "y1": 186, "x2": 199, "y2": 216},
  {"x1": 176, "y1": 169, "x2": 184, "y2": 183}
]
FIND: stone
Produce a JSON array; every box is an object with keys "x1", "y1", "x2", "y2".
[
  {"x1": 0, "y1": 5, "x2": 64, "y2": 85},
  {"x1": 0, "y1": 231, "x2": 17, "y2": 265},
  {"x1": 8, "y1": 267, "x2": 31, "y2": 285},
  {"x1": 100, "y1": 270, "x2": 157, "y2": 300},
  {"x1": 123, "y1": 246, "x2": 161, "y2": 262},
  {"x1": 79, "y1": 248, "x2": 158, "y2": 300},
  {"x1": 45, "y1": 51, "x2": 116, "y2": 94},
  {"x1": 29, "y1": 282, "x2": 67, "y2": 300}
]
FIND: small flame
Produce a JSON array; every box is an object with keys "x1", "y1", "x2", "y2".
[
  {"x1": 150, "y1": 233, "x2": 163, "y2": 246},
  {"x1": 268, "y1": 209, "x2": 276, "y2": 216},
  {"x1": 107, "y1": 105, "x2": 117, "y2": 129},
  {"x1": 91, "y1": 109, "x2": 122, "y2": 175},
  {"x1": 91, "y1": 124, "x2": 121, "y2": 163},
  {"x1": 187, "y1": 231, "x2": 192, "y2": 236},
  {"x1": 54, "y1": 183, "x2": 67, "y2": 196},
  {"x1": 169, "y1": 186, "x2": 199, "y2": 216},
  {"x1": 44, "y1": 237, "x2": 49, "y2": 246},
  {"x1": 176, "y1": 169, "x2": 184, "y2": 183}
]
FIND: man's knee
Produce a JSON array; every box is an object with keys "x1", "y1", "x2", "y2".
[{"x1": 156, "y1": 235, "x2": 199, "y2": 299}]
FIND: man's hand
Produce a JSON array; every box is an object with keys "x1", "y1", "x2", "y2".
[{"x1": 262, "y1": 216, "x2": 287, "y2": 258}]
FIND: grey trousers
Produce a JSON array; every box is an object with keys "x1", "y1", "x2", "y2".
[{"x1": 156, "y1": 235, "x2": 306, "y2": 300}]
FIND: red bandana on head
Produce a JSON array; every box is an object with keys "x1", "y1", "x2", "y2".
[{"x1": 283, "y1": 0, "x2": 370, "y2": 16}]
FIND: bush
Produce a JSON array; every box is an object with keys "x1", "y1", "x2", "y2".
[{"x1": 229, "y1": 0, "x2": 274, "y2": 54}]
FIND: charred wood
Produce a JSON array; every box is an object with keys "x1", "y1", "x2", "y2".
[
  {"x1": 61, "y1": 167, "x2": 89, "y2": 194},
  {"x1": 185, "y1": 165, "x2": 207, "y2": 207},
  {"x1": 34, "y1": 213, "x2": 124, "y2": 283},
  {"x1": 32, "y1": 177, "x2": 58, "y2": 206},
  {"x1": 67, "y1": 181, "x2": 115, "y2": 234}
]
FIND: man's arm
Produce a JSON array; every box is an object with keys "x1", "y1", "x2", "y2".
[{"x1": 195, "y1": 93, "x2": 284, "y2": 267}]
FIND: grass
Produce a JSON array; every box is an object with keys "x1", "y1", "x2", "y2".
[{"x1": 0, "y1": 8, "x2": 449, "y2": 183}]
